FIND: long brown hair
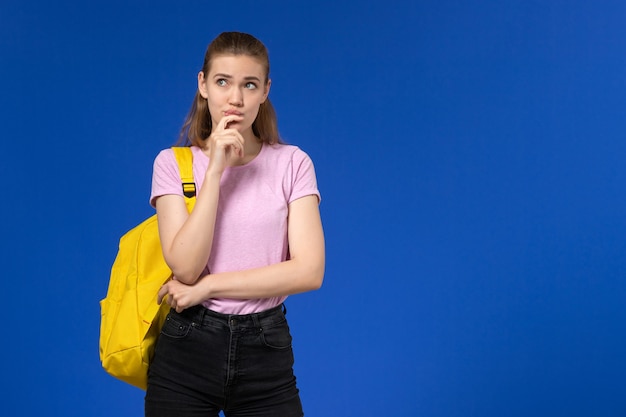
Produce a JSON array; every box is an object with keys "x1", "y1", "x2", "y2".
[{"x1": 177, "y1": 32, "x2": 281, "y2": 146}]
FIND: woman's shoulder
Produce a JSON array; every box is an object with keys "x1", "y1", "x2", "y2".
[
  {"x1": 154, "y1": 147, "x2": 176, "y2": 161},
  {"x1": 153, "y1": 148, "x2": 173, "y2": 166},
  {"x1": 153, "y1": 146, "x2": 201, "y2": 176},
  {"x1": 154, "y1": 146, "x2": 204, "y2": 166},
  {"x1": 263, "y1": 143, "x2": 313, "y2": 162}
]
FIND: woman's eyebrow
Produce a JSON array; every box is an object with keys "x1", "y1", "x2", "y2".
[{"x1": 213, "y1": 73, "x2": 261, "y2": 82}]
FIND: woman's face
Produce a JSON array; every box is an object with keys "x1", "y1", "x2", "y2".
[{"x1": 198, "y1": 54, "x2": 271, "y2": 135}]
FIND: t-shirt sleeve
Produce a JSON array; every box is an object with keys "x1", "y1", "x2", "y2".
[
  {"x1": 150, "y1": 149, "x2": 183, "y2": 207},
  {"x1": 288, "y1": 148, "x2": 321, "y2": 204}
]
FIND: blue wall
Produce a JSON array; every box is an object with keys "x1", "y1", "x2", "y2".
[{"x1": 2, "y1": 1, "x2": 625, "y2": 415}]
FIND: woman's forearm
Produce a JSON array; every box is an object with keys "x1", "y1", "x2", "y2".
[
  {"x1": 160, "y1": 171, "x2": 222, "y2": 284},
  {"x1": 197, "y1": 254, "x2": 325, "y2": 300}
]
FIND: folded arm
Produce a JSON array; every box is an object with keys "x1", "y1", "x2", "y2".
[{"x1": 158, "y1": 194, "x2": 325, "y2": 311}]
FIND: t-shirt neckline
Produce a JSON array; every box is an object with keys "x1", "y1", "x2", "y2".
[{"x1": 193, "y1": 142, "x2": 266, "y2": 169}]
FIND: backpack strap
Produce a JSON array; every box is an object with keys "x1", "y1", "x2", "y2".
[{"x1": 171, "y1": 147, "x2": 196, "y2": 211}]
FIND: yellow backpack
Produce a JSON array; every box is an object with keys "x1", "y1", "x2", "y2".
[{"x1": 99, "y1": 147, "x2": 196, "y2": 390}]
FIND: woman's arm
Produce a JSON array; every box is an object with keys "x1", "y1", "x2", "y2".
[
  {"x1": 158, "y1": 194, "x2": 325, "y2": 311},
  {"x1": 155, "y1": 170, "x2": 222, "y2": 284},
  {"x1": 156, "y1": 115, "x2": 246, "y2": 284}
]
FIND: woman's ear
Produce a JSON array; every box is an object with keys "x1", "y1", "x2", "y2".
[
  {"x1": 198, "y1": 71, "x2": 208, "y2": 99},
  {"x1": 262, "y1": 79, "x2": 271, "y2": 103}
]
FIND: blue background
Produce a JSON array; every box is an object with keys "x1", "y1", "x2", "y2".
[{"x1": 2, "y1": 1, "x2": 625, "y2": 416}]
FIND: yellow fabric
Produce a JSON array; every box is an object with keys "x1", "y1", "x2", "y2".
[{"x1": 99, "y1": 147, "x2": 195, "y2": 390}]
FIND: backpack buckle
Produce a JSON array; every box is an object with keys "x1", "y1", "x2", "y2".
[{"x1": 182, "y1": 182, "x2": 196, "y2": 198}]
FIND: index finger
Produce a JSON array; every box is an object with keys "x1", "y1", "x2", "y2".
[{"x1": 218, "y1": 114, "x2": 243, "y2": 130}]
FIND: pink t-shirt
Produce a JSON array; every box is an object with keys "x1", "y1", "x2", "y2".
[{"x1": 150, "y1": 143, "x2": 320, "y2": 314}]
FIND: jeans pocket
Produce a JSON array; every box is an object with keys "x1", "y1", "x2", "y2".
[
  {"x1": 260, "y1": 320, "x2": 292, "y2": 349},
  {"x1": 160, "y1": 314, "x2": 192, "y2": 339}
]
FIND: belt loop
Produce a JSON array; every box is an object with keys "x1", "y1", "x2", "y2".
[
  {"x1": 252, "y1": 312, "x2": 261, "y2": 330},
  {"x1": 282, "y1": 303, "x2": 287, "y2": 316},
  {"x1": 198, "y1": 305, "x2": 207, "y2": 326}
]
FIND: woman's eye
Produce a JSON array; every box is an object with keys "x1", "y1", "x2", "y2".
[
  {"x1": 245, "y1": 82, "x2": 257, "y2": 89},
  {"x1": 216, "y1": 79, "x2": 227, "y2": 86}
]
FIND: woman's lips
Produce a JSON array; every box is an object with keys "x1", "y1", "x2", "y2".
[{"x1": 224, "y1": 110, "x2": 243, "y2": 116}]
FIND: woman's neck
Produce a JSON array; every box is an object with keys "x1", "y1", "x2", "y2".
[{"x1": 240, "y1": 136, "x2": 262, "y2": 164}]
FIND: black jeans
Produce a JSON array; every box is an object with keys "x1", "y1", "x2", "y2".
[{"x1": 145, "y1": 304, "x2": 303, "y2": 417}]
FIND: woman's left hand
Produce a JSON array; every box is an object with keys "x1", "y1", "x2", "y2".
[{"x1": 158, "y1": 279, "x2": 206, "y2": 313}]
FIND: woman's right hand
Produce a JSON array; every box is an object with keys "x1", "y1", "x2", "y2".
[{"x1": 205, "y1": 115, "x2": 245, "y2": 175}]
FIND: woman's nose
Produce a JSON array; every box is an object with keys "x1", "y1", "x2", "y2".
[{"x1": 229, "y1": 88, "x2": 243, "y2": 106}]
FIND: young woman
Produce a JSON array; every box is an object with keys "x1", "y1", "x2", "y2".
[{"x1": 145, "y1": 32, "x2": 325, "y2": 416}]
